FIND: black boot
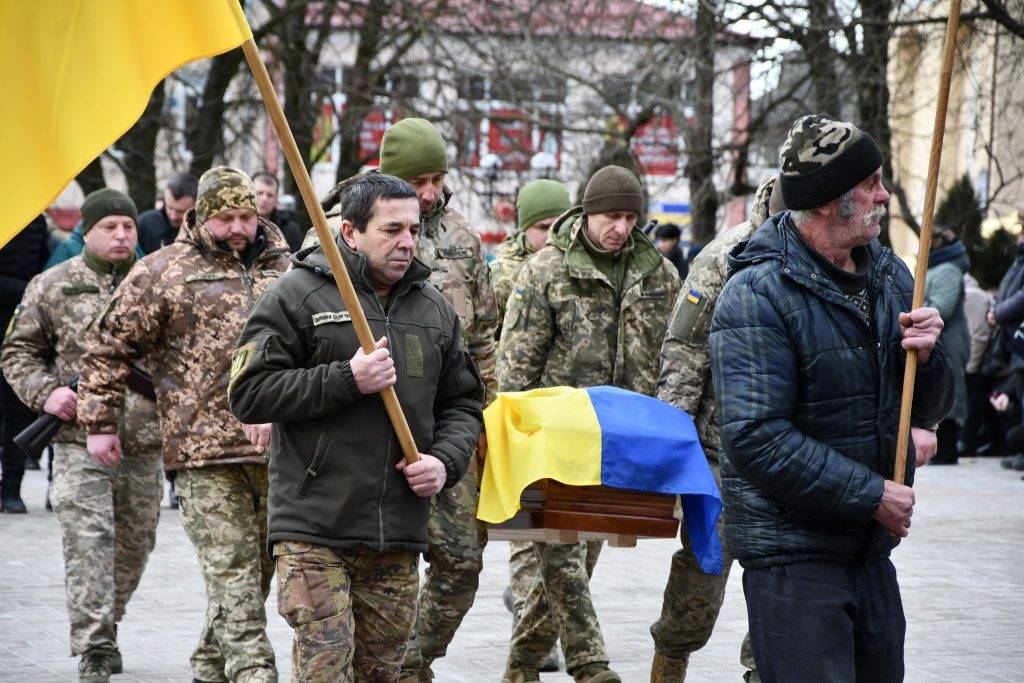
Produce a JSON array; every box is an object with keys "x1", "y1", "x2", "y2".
[{"x1": 0, "y1": 471, "x2": 27, "y2": 513}]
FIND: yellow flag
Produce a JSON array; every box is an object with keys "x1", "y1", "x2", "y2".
[{"x1": 0, "y1": 1, "x2": 252, "y2": 246}]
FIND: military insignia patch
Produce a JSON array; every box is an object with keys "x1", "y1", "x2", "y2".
[
  {"x1": 4, "y1": 304, "x2": 23, "y2": 339},
  {"x1": 229, "y1": 341, "x2": 256, "y2": 392},
  {"x1": 312, "y1": 311, "x2": 352, "y2": 326},
  {"x1": 513, "y1": 288, "x2": 524, "y2": 301},
  {"x1": 685, "y1": 290, "x2": 703, "y2": 305},
  {"x1": 406, "y1": 333, "x2": 424, "y2": 378},
  {"x1": 62, "y1": 285, "x2": 101, "y2": 295}
]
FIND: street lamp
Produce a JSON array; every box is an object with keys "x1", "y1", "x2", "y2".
[{"x1": 530, "y1": 150, "x2": 557, "y2": 179}]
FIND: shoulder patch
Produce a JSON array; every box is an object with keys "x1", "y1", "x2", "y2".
[
  {"x1": 4, "y1": 303, "x2": 23, "y2": 339},
  {"x1": 229, "y1": 341, "x2": 257, "y2": 392},
  {"x1": 312, "y1": 311, "x2": 351, "y2": 326},
  {"x1": 436, "y1": 247, "x2": 475, "y2": 259},
  {"x1": 685, "y1": 290, "x2": 703, "y2": 305}
]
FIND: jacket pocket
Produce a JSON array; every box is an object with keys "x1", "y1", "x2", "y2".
[{"x1": 296, "y1": 432, "x2": 334, "y2": 498}]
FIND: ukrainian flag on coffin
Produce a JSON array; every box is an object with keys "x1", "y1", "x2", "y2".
[{"x1": 478, "y1": 385, "x2": 723, "y2": 574}]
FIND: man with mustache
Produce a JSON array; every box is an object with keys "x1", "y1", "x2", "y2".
[
  {"x1": 229, "y1": 172, "x2": 482, "y2": 681},
  {"x1": 710, "y1": 115, "x2": 954, "y2": 681}
]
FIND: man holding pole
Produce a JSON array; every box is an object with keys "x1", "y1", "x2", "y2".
[
  {"x1": 78, "y1": 167, "x2": 290, "y2": 683},
  {"x1": 710, "y1": 114, "x2": 953, "y2": 682},
  {"x1": 229, "y1": 172, "x2": 482, "y2": 680}
]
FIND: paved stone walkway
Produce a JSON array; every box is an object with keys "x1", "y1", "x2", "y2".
[{"x1": 1, "y1": 457, "x2": 1021, "y2": 682}]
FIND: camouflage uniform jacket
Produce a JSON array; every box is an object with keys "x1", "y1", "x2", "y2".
[
  {"x1": 1, "y1": 254, "x2": 160, "y2": 448},
  {"x1": 77, "y1": 214, "x2": 290, "y2": 470},
  {"x1": 488, "y1": 231, "x2": 533, "y2": 328},
  {"x1": 498, "y1": 207, "x2": 680, "y2": 395},
  {"x1": 655, "y1": 177, "x2": 776, "y2": 463},
  {"x1": 416, "y1": 190, "x2": 498, "y2": 403}
]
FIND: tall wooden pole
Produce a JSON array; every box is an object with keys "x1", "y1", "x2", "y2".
[
  {"x1": 240, "y1": 39, "x2": 420, "y2": 464},
  {"x1": 893, "y1": 0, "x2": 962, "y2": 484}
]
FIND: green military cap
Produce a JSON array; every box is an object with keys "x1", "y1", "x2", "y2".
[
  {"x1": 379, "y1": 118, "x2": 448, "y2": 180},
  {"x1": 81, "y1": 188, "x2": 137, "y2": 234},
  {"x1": 516, "y1": 179, "x2": 571, "y2": 231}
]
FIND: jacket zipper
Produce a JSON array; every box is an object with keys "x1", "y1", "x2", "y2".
[{"x1": 372, "y1": 288, "x2": 407, "y2": 551}]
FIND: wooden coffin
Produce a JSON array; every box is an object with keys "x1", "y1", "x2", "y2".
[{"x1": 486, "y1": 479, "x2": 679, "y2": 548}]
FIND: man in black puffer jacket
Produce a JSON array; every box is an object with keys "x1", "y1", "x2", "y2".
[{"x1": 710, "y1": 115, "x2": 953, "y2": 683}]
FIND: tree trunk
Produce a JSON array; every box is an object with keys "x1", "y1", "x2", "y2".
[
  {"x1": 806, "y1": 0, "x2": 842, "y2": 116},
  {"x1": 187, "y1": 49, "x2": 244, "y2": 178},
  {"x1": 335, "y1": 0, "x2": 390, "y2": 184},
  {"x1": 683, "y1": 0, "x2": 719, "y2": 245},
  {"x1": 116, "y1": 81, "x2": 166, "y2": 211},
  {"x1": 75, "y1": 156, "x2": 106, "y2": 197},
  {"x1": 857, "y1": 0, "x2": 899, "y2": 245},
  {"x1": 279, "y1": 1, "x2": 331, "y2": 229}
]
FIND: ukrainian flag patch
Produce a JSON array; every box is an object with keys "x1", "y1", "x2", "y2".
[
  {"x1": 513, "y1": 288, "x2": 524, "y2": 301},
  {"x1": 685, "y1": 290, "x2": 703, "y2": 305}
]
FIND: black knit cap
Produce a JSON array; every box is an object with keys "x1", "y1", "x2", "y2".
[
  {"x1": 81, "y1": 188, "x2": 138, "y2": 234},
  {"x1": 779, "y1": 114, "x2": 884, "y2": 210}
]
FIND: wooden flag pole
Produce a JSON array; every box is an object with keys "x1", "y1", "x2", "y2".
[
  {"x1": 240, "y1": 39, "x2": 420, "y2": 464},
  {"x1": 893, "y1": 0, "x2": 962, "y2": 484}
]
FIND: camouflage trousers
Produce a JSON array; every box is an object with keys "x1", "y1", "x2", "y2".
[
  {"x1": 275, "y1": 541, "x2": 419, "y2": 682},
  {"x1": 505, "y1": 541, "x2": 608, "y2": 678},
  {"x1": 508, "y1": 540, "x2": 602, "y2": 617},
  {"x1": 51, "y1": 442, "x2": 161, "y2": 656},
  {"x1": 650, "y1": 463, "x2": 758, "y2": 680},
  {"x1": 176, "y1": 464, "x2": 276, "y2": 683},
  {"x1": 402, "y1": 455, "x2": 487, "y2": 678}
]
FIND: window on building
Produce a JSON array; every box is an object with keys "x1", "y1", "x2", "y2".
[{"x1": 457, "y1": 75, "x2": 487, "y2": 102}]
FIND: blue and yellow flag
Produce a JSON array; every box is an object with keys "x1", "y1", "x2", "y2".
[
  {"x1": 0, "y1": 1, "x2": 252, "y2": 246},
  {"x1": 479, "y1": 385, "x2": 723, "y2": 574}
]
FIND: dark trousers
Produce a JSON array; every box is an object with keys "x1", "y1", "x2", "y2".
[
  {"x1": 743, "y1": 559, "x2": 905, "y2": 683},
  {"x1": 0, "y1": 375, "x2": 36, "y2": 476},
  {"x1": 961, "y1": 373, "x2": 1008, "y2": 455}
]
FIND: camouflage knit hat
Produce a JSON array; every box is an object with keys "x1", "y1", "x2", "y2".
[
  {"x1": 517, "y1": 179, "x2": 571, "y2": 231},
  {"x1": 379, "y1": 118, "x2": 448, "y2": 179},
  {"x1": 779, "y1": 114, "x2": 883, "y2": 210},
  {"x1": 195, "y1": 166, "x2": 258, "y2": 223},
  {"x1": 81, "y1": 188, "x2": 137, "y2": 234}
]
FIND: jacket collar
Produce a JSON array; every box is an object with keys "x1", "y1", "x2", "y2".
[
  {"x1": 548, "y1": 207, "x2": 663, "y2": 284},
  {"x1": 178, "y1": 210, "x2": 288, "y2": 269},
  {"x1": 295, "y1": 236, "x2": 431, "y2": 298}
]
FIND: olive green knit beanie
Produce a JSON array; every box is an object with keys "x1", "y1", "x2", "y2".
[
  {"x1": 379, "y1": 118, "x2": 449, "y2": 179},
  {"x1": 516, "y1": 179, "x2": 571, "y2": 231},
  {"x1": 81, "y1": 188, "x2": 138, "y2": 234},
  {"x1": 582, "y1": 165, "x2": 644, "y2": 216}
]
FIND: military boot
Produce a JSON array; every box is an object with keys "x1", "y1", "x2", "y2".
[
  {"x1": 502, "y1": 667, "x2": 541, "y2": 682},
  {"x1": 651, "y1": 652, "x2": 688, "y2": 682},
  {"x1": 0, "y1": 471, "x2": 27, "y2": 513},
  {"x1": 78, "y1": 651, "x2": 111, "y2": 683},
  {"x1": 572, "y1": 663, "x2": 622, "y2": 683}
]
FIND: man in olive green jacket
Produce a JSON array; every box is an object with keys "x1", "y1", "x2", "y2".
[
  {"x1": 229, "y1": 173, "x2": 482, "y2": 682},
  {"x1": 497, "y1": 165, "x2": 680, "y2": 683}
]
